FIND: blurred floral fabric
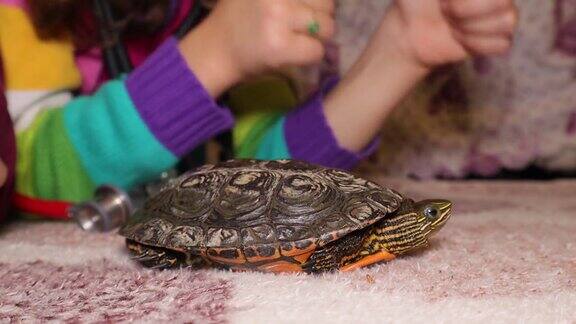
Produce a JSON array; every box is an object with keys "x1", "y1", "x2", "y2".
[{"x1": 335, "y1": 0, "x2": 576, "y2": 178}]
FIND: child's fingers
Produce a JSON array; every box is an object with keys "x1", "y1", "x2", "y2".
[
  {"x1": 457, "y1": 32, "x2": 512, "y2": 55},
  {"x1": 442, "y1": 0, "x2": 514, "y2": 20},
  {"x1": 455, "y1": 10, "x2": 517, "y2": 36},
  {"x1": 285, "y1": 34, "x2": 325, "y2": 65}
]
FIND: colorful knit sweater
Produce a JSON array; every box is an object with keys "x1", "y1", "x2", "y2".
[{"x1": 0, "y1": 0, "x2": 376, "y2": 207}]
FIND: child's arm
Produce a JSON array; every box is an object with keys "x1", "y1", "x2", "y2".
[
  {"x1": 234, "y1": 78, "x2": 379, "y2": 170},
  {"x1": 236, "y1": 0, "x2": 517, "y2": 168},
  {"x1": 324, "y1": 0, "x2": 518, "y2": 152},
  {"x1": 10, "y1": 0, "x2": 336, "y2": 201},
  {"x1": 14, "y1": 39, "x2": 233, "y2": 202},
  {"x1": 0, "y1": 2, "x2": 221, "y2": 201}
]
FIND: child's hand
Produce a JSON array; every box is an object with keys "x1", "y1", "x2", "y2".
[
  {"x1": 323, "y1": 0, "x2": 517, "y2": 152},
  {"x1": 180, "y1": 0, "x2": 335, "y2": 97},
  {"x1": 387, "y1": 0, "x2": 518, "y2": 69}
]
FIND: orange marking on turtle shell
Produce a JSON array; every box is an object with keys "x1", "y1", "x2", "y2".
[
  {"x1": 245, "y1": 252, "x2": 281, "y2": 263},
  {"x1": 340, "y1": 251, "x2": 396, "y2": 272},
  {"x1": 280, "y1": 240, "x2": 317, "y2": 257},
  {"x1": 257, "y1": 261, "x2": 304, "y2": 273},
  {"x1": 244, "y1": 245, "x2": 282, "y2": 263},
  {"x1": 206, "y1": 248, "x2": 247, "y2": 265}
]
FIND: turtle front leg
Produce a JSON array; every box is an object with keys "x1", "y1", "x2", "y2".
[
  {"x1": 303, "y1": 227, "x2": 397, "y2": 273},
  {"x1": 339, "y1": 228, "x2": 397, "y2": 272},
  {"x1": 302, "y1": 230, "x2": 368, "y2": 273},
  {"x1": 339, "y1": 251, "x2": 396, "y2": 272}
]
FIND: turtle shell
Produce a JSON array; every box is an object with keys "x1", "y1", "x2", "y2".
[{"x1": 119, "y1": 159, "x2": 403, "y2": 270}]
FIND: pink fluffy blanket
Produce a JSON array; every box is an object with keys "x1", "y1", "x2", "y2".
[{"x1": 1, "y1": 178, "x2": 574, "y2": 323}]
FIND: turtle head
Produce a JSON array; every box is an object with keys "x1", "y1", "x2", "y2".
[
  {"x1": 415, "y1": 199, "x2": 452, "y2": 235},
  {"x1": 377, "y1": 199, "x2": 452, "y2": 255}
]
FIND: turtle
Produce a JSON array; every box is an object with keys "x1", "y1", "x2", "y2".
[{"x1": 119, "y1": 159, "x2": 452, "y2": 273}]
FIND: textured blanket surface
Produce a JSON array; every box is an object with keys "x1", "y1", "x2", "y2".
[{"x1": 1, "y1": 178, "x2": 575, "y2": 323}]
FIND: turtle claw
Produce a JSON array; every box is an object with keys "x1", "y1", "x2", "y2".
[
  {"x1": 132, "y1": 255, "x2": 158, "y2": 263},
  {"x1": 131, "y1": 251, "x2": 166, "y2": 263},
  {"x1": 130, "y1": 250, "x2": 149, "y2": 260}
]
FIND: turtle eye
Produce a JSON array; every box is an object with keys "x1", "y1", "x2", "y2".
[{"x1": 424, "y1": 206, "x2": 439, "y2": 219}]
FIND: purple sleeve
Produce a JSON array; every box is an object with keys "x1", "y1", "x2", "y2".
[
  {"x1": 126, "y1": 37, "x2": 234, "y2": 157},
  {"x1": 284, "y1": 78, "x2": 380, "y2": 170}
]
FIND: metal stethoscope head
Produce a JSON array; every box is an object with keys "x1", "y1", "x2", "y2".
[
  {"x1": 69, "y1": 185, "x2": 133, "y2": 232},
  {"x1": 69, "y1": 169, "x2": 178, "y2": 232}
]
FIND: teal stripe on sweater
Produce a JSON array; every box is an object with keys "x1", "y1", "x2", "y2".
[
  {"x1": 255, "y1": 117, "x2": 291, "y2": 160},
  {"x1": 64, "y1": 80, "x2": 177, "y2": 190}
]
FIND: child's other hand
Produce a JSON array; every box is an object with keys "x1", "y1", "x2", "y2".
[
  {"x1": 387, "y1": 0, "x2": 518, "y2": 69},
  {"x1": 323, "y1": 0, "x2": 516, "y2": 152},
  {"x1": 180, "y1": 0, "x2": 335, "y2": 97}
]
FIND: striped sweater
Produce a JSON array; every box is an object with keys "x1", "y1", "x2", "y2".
[{"x1": 0, "y1": 0, "x2": 377, "y2": 207}]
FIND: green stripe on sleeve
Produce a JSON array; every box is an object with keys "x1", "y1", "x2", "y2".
[
  {"x1": 228, "y1": 76, "x2": 298, "y2": 160},
  {"x1": 32, "y1": 109, "x2": 95, "y2": 201},
  {"x1": 16, "y1": 109, "x2": 95, "y2": 201},
  {"x1": 234, "y1": 112, "x2": 284, "y2": 158},
  {"x1": 16, "y1": 111, "x2": 45, "y2": 197}
]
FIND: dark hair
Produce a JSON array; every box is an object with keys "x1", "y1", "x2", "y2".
[{"x1": 27, "y1": 0, "x2": 170, "y2": 49}]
